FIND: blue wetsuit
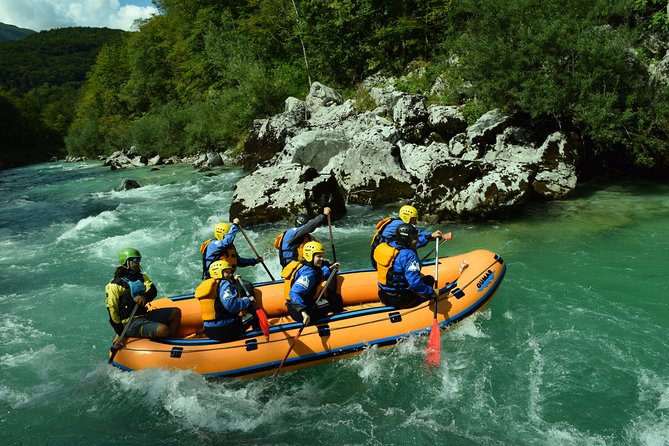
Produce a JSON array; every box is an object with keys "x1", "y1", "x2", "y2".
[
  {"x1": 203, "y1": 224, "x2": 258, "y2": 276},
  {"x1": 279, "y1": 214, "x2": 326, "y2": 267},
  {"x1": 378, "y1": 241, "x2": 434, "y2": 309},
  {"x1": 380, "y1": 218, "x2": 432, "y2": 249},
  {"x1": 203, "y1": 279, "x2": 254, "y2": 341}
]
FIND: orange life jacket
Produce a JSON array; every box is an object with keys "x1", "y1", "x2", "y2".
[
  {"x1": 373, "y1": 242, "x2": 400, "y2": 286},
  {"x1": 195, "y1": 278, "x2": 219, "y2": 321}
]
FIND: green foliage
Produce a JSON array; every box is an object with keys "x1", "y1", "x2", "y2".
[
  {"x1": 5, "y1": 0, "x2": 669, "y2": 172},
  {"x1": 351, "y1": 84, "x2": 377, "y2": 113},
  {"x1": 633, "y1": 0, "x2": 669, "y2": 32},
  {"x1": 0, "y1": 87, "x2": 61, "y2": 168},
  {"x1": 0, "y1": 22, "x2": 35, "y2": 41},
  {"x1": 0, "y1": 27, "x2": 122, "y2": 167},
  {"x1": 0, "y1": 27, "x2": 123, "y2": 94},
  {"x1": 443, "y1": 0, "x2": 669, "y2": 167},
  {"x1": 459, "y1": 99, "x2": 489, "y2": 126}
]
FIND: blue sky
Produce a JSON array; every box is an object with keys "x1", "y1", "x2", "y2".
[{"x1": 0, "y1": 0, "x2": 158, "y2": 32}]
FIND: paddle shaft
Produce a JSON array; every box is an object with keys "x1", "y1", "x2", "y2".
[
  {"x1": 425, "y1": 238, "x2": 442, "y2": 367},
  {"x1": 327, "y1": 214, "x2": 337, "y2": 263},
  {"x1": 421, "y1": 238, "x2": 445, "y2": 263},
  {"x1": 433, "y1": 238, "x2": 439, "y2": 318},
  {"x1": 273, "y1": 265, "x2": 339, "y2": 377},
  {"x1": 238, "y1": 225, "x2": 275, "y2": 281},
  {"x1": 273, "y1": 326, "x2": 304, "y2": 378},
  {"x1": 108, "y1": 302, "x2": 140, "y2": 364},
  {"x1": 237, "y1": 277, "x2": 270, "y2": 341}
]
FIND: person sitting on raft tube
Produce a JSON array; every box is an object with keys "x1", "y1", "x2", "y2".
[
  {"x1": 275, "y1": 207, "x2": 330, "y2": 268},
  {"x1": 196, "y1": 259, "x2": 257, "y2": 341},
  {"x1": 105, "y1": 248, "x2": 181, "y2": 345},
  {"x1": 282, "y1": 241, "x2": 343, "y2": 326},
  {"x1": 370, "y1": 205, "x2": 452, "y2": 268},
  {"x1": 375, "y1": 224, "x2": 438, "y2": 309},
  {"x1": 200, "y1": 217, "x2": 263, "y2": 279}
]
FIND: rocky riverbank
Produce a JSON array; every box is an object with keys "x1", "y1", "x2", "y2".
[
  {"x1": 71, "y1": 74, "x2": 584, "y2": 223},
  {"x1": 230, "y1": 77, "x2": 580, "y2": 223}
]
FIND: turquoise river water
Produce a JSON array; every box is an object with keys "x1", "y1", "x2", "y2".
[{"x1": 0, "y1": 161, "x2": 667, "y2": 445}]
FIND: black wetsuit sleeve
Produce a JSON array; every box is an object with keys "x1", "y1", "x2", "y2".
[
  {"x1": 286, "y1": 214, "x2": 326, "y2": 246},
  {"x1": 145, "y1": 284, "x2": 158, "y2": 303}
]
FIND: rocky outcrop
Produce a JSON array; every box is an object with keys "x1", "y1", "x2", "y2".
[
  {"x1": 102, "y1": 150, "x2": 226, "y2": 171},
  {"x1": 229, "y1": 163, "x2": 346, "y2": 223},
  {"x1": 118, "y1": 178, "x2": 141, "y2": 190},
  {"x1": 231, "y1": 77, "x2": 581, "y2": 224}
]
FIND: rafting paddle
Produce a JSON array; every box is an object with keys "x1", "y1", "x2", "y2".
[
  {"x1": 420, "y1": 232, "x2": 452, "y2": 263},
  {"x1": 237, "y1": 224, "x2": 275, "y2": 281},
  {"x1": 237, "y1": 277, "x2": 270, "y2": 341},
  {"x1": 273, "y1": 265, "x2": 339, "y2": 377},
  {"x1": 327, "y1": 213, "x2": 337, "y2": 263},
  {"x1": 425, "y1": 238, "x2": 441, "y2": 367},
  {"x1": 108, "y1": 302, "x2": 139, "y2": 364}
]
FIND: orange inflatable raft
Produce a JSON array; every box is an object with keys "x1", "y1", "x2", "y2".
[{"x1": 109, "y1": 249, "x2": 506, "y2": 378}]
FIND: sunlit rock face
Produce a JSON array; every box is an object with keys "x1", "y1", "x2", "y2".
[{"x1": 232, "y1": 78, "x2": 580, "y2": 224}]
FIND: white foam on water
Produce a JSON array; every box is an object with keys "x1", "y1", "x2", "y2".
[
  {"x1": 0, "y1": 383, "x2": 30, "y2": 406},
  {"x1": 448, "y1": 312, "x2": 490, "y2": 340},
  {"x1": 0, "y1": 314, "x2": 51, "y2": 345},
  {"x1": 85, "y1": 228, "x2": 156, "y2": 262},
  {"x1": 0, "y1": 292, "x2": 19, "y2": 304},
  {"x1": 56, "y1": 210, "x2": 121, "y2": 242},
  {"x1": 659, "y1": 386, "x2": 669, "y2": 411},
  {"x1": 194, "y1": 190, "x2": 233, "y2": 207},
  {"x1": 622, "y1": 369, "x2": 669, "y2": 445},
  {"x1": 105, "y1": 367, "x2": 273, "y2": 433},
  {"x1": 401, "y1": 406, "x2": 447, "y2": 432},
  {"x1": 95, "y1": 183, "x2": 167, "y2": 201},
  {"x1": 526, "y1": 336, "x2": 546, "y2": 424},
  {"x1": 436, "y1": 359, "x2": 464, "y2": 403},
  {"x1": 346, "y1": 345, "x2": 384, "y2": 383},
  {"x1": 626, "y1": 415, "x2": 669, "y2": 446},
  {"x1": 0, "y1": 345, "x2": 57, "y2": 368},
  {"x1": 543, "y1": 424, "x2": 609, "y2": 445}
]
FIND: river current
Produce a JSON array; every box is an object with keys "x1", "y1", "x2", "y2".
[{"x1": 0, "y1": 161, "x2": 667, "y2": 445}]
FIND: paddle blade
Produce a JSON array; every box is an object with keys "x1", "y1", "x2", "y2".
[
  {"x1": 273, "y1": 327, "x2": 304, "y2": 378},
  {"x1": 425, "y1": 319, "x2": 441, "y2": 367},
  {"x1": 256, "y1": 309, "x2": 270, "y2": 341},
  {"x1": 108, "y1": 347, "x2": 118, "y2": 364}
]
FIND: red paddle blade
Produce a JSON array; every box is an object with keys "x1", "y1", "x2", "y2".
[
  {"x1": 256, "y1": 309, "x2": 270, "y2": 341},
  {"x1": 425, "y1": 319, "x2": 441, "y2": 367}
]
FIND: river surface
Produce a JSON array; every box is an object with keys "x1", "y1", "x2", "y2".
[{"x1": 0, "y1": 162, "x2": 667, "y2": 445}]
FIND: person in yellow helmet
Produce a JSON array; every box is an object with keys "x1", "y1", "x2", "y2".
[
  {"x1": 370, "y1": 204, "x2": 452, "y2": 268},
  {"x1": 196, "y1": 259, "x2": 256, "y2": 341},
  {"x1": 105, "y1": 248, "x2": 181, "y2": 345},
  {"x1": 282, "y1": 241, "x2": 342, "y2": 326},
  {"x1": 199, "y1": 217, "x2": 263, "y2": 279}
]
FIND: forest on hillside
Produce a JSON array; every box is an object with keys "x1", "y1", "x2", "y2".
[
  {"x1": 0, "y1": 27, "x2": 123, "y2": 168},
  {"x1": 2, "y1": 0, "x2": 669, "y2": 172}
]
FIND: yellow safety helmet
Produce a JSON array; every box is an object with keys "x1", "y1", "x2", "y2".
[
  {"x1": 213, "y1": 222, "x2": 231, "y2": 240},
  {"x1": 209, "y1": 260, "x2": 234, "y2": 279},
  {"x1": 398, "y1": 205, "x2": 418, "y2": 224},
  {"x1": 302, "y1": 241, "x2": 325, "y2": 263}
]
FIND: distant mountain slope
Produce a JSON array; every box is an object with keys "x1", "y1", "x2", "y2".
[
  {"x1": 0, "y1": 26, "x2": 125, "y2": 169},
  {"x1": 0, "y1": 26, "x2": 124, "y2": 93},
  {"x1": 0, "y1": 22, "x2": 35, "y2": 41}
]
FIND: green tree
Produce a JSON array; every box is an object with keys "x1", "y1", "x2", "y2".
[{"x1": 444, "y1": 0, "x2": 669, "y2": 168}]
